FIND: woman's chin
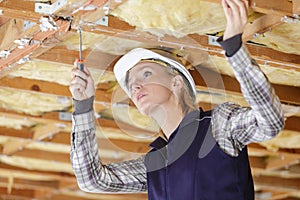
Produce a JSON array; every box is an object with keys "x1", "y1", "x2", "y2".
[
  {"x1": 137, "y1": 103, "x2": 157, "y2": 117},
  {"x1": 139, "y1": 107, "x2": 152, "y2": 116},
  {"x1": 138, "y1": 104, "x2": 164, "y2": 118}
]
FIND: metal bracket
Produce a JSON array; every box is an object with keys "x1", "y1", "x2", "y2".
[
  {"x1": 39, "y1": 16, "x2": 58, "y2": 32},
  {"x1": 35, "y1": 0, "x2": 67, "y2": 15},
  {"x1": 23, "y1": 20, "x2": 36, "y2": 31},
  {"x1": 58, "y1": 112, "x2": 72, "y2": 121},
  {"x1": 14, "y1": 38, "x2": 31, "y2": 49},
  {"x1": 281, "y1": 15, "x2": 299, "y2": 24},
  {"x1": 208, "y1": 35, "x2": 220, "y2": 47},
  {"x1": 16, "y1": 55, "x2": 30, "y2": 64},
  {"x1": 95, "y1": 16, "x2": 108, "y2": 26},
  {"x1": 0, "y1": 50, "x2": 11, "y2": 58}
]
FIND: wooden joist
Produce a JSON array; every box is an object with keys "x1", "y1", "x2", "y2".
[{"x1": 77, "y1": 16, "x2": 300, "y2": 71}]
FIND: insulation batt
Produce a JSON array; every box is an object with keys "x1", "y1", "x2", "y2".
[{"x1": 111, "y1": 0, "x2": 300, "y2": 55}]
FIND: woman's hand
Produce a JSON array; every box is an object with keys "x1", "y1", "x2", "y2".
[
  {"x1": 69, "y1": 60, "x2": 95, "y2": 101},
  {"x1": 222, "y1": 0, "x2": 249, "y2": 40}
]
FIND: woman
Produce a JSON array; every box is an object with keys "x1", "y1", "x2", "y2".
[{"x1": 69, "y1": 0, "x2": 284, "y2": 199}]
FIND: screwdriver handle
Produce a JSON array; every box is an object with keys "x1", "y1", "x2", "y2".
[
  {"x1": 77, "y1": 59, "x2": 85, "y2": 71},
  {"x1": 78, "y1": 27, "x2": 84, "y2": 71}
]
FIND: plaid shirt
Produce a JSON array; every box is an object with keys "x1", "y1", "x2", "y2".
[{"x1": 70, "y1": 45, "x2": 284, "y2": 193}]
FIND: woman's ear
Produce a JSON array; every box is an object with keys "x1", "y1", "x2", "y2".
[{"x1": 171, "y1": 75, "x2": 184, "y2": 93}]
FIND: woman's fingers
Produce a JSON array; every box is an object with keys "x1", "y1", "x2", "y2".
[
  {"x1": 223, "y1": 0, "x2": 248, "y2": 18},
  {"x1": 224, "y1": 0, "x2": 238, "y2": 15},
  {"x1": 71, "y1": 67, "x2": 89, "y2": 81},
  {"x1": 232, "y1": 0, "x2": 248, "y2": 19},
  {"x1": 222, "y1": 0, "x2": 249, "y2": 40},
  {"x1": 70, "y1": 75, "x2": 87, "y2": 87}
]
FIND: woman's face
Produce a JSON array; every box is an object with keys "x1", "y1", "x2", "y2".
[{"x1": 127, "y1": 61, "x2": 175, "y2": 116}]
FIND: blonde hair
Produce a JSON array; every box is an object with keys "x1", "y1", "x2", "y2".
[{"x1": 162, "y1": 66, "x2": 198, "y2": 115}]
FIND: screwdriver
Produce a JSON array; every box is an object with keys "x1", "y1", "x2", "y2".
[{"x1": 77, "y1": 27, "x2": 85, "y2": 71}]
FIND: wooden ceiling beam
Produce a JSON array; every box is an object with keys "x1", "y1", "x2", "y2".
[
  {"x1": 249, "y1": 149, "x2": 300, "y2": 172},
  {"x1": 249, "y1": 0, "x2": 294, "y2": 16},
  {"x1": 51, "y1": 190, "x2": 147, "y2": 200},
  {"x1": 71, "y1": 0, "x2": 126, "y2": 27},
  {"x1": 255, "y1": 189, "x2": 299, "y2": 200},
  {"x1": 0, "y1": 19, "x2": 71, "y2": 78},
  {"x1": 249, "y1": 146, "x2": 300, "y2": 171},
  {"x1": 6, "y1": 50, "x2": 300, "y2": 106},
  {"x1": 294, "y1": 0, "x2": 300, "y2": 14},
  {"x1": 0, "y1": 73, "x2": 300, "y2": 126},
  {"x1": 190, "y1": 67, "x2": 300, "y2": 106},
  {"x1": 202, "y1": 0, "x2": 294, "y2": 16},
  {"x1": 0, "y1": 16, "x2": 9, "y2": 25},
  {"x1": 77, "y1": 16, "x2": 300, "y2": 72},
  {"x1": 242, "y1": 14, "x2": 282, "y2": 42},
  {"x1": 285, "y1": 117, "x2": 300, "y2": 133},
  {"x1": 0, "y1": 110, "x2": 153, "y2": 144},
  {"x1": 0, "y1": 168, "x2": 76, "y2": 195},
  {"x1": 0, "y1": 1, "x2": 41, "y2": 22},
  {"x1": 0, "y1": 187, "x2": 36, "y2": 199},
  {"x1": 0, "y1": 19, "x2": 24, "y2": 50},
  {"x1": 253, "y1": 172, "x2": 300, "y2": 191}
]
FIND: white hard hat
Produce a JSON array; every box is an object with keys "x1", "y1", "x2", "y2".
[{"x1": 113, "y1": 48, "x2": 196, "y2": 97}]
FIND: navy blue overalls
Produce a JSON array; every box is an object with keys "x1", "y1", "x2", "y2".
[{"x1": 145, "y1": 109, "x2": 254, "y2": 200}]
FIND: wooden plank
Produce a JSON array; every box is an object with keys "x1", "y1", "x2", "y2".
[
  {"x1": 1, "y1": 67, "x2": 300, "y2": 114},
  {"x1": 249, "y1": 0, "x2": 293, "y2": 16},
  {"x1": 201, "y1": 0, "x2": 294, "y2": 16},
  {"x1": 77, "y1": 16, "x2": 300, "y2": 71},
  {"x1": 0, "y1": 19, "x2": 24, "y2": 50},
  {"x1": 285, "y1": 117, "x2": 300, "y2": 132},
  {"x1": 51, "y1": 191, "x2": 147, "y2": 200},
  {"x1": 0, "y1": 110, "x2": 153, "y2": 144},
  {"x1": 294, "y1": 0, "x2": 300, "y2": 14},
  {"x1": 266, "y1": 155, "x2": 300, "y2": 171},
  {"x1": 0, "y1": 16, "x2": 9, "y2": 25},
  {"x1": 0, "y1": 2, "x2": 42, "y2": 23},
  {"x1": 243, "y1": 14, "x2": 282, "y2": 42},
  {"x1": 0, "y1": 187, "x2": 36, "y2": 199},
  {"x1": 190, "y1": 67, "x2": 300, "y2": 106},
  {"x1": 253, "y1": 171, "x2": 300, "y2": 191},
  {"x1": 71, "y1": 0, "x2": 125, "y2": 26},
  {"x1": 0, "y1": 20, "x2": 71, "y2": 78},
  {"x1": 249, "y1": 146, "x2": 300, "y2": 170}
]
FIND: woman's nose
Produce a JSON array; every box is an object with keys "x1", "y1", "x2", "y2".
[{"x1": 132, "y1": 82, "x2": 142, "y2": 91}]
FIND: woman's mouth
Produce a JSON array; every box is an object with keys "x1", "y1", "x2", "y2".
[{"x1": 137, "y1": 93, "x2": 146, "y2": 101}]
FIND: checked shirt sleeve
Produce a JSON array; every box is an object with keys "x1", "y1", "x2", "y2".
[
  {"x1": 212, "y1": 45, "x2": 285, "y2": 156},
  {"x1": 70, "y1": 110, "x2": 147, "y2": 193}
]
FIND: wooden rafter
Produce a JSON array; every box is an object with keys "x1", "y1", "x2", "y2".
[
  {"x1": 294, "y1": 0, "x2": 300, "y2": 14},
  {"x1": 243, "y1": 14, "x2": 282, "y2": 41},
  {"x1": 0, "y1": 19, "x2": 71, "y2": 77},
  {"x1": 0, "y1": 19, "x2": 24, "y2": 50},
  {"x1": 76, "y1": 16, "x2": 300, "y2": 72},
  {"x1": 202, "y1": 0, "x2": 295, "y2": 16},
  {"x1": 249, "y1": 147, "x2": 300, "y2": 171},
  {"x1": 71, "y1": 0, "x2": 126, "y2": 26}
]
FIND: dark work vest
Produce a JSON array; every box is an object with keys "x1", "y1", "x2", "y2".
[{"x1": 144, "y1": 109, "x2": 254, "y2": 200}]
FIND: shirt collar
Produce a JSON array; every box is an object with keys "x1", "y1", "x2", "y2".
[{"x1": 149, "y1": 108, "x2": 202, "y2": 149}]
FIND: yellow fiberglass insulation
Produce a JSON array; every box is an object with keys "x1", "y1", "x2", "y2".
[
  {"x1": 0, "y1": 116, "x2": 36, "y2": 130},
  {"x1": 111, "y1": 0, "x2": 226, "y2": 37},
  {"x1": 0, "y1": 88, "x2": 71, "y2": 115},
  {"x1": 111, "y1": 0, "x2": 300, "y2": 56},
  {"x1": 10, "y1": 59, "x2": 111, "y2": 86},
  {"x1": 251, "y1": 23, "x2": 300, "y2": 55},
  {"x1": 259, "y1": 130, "x2": 300, "y2": 151}
]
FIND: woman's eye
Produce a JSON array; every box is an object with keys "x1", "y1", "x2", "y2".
[{"x1": 144, "y1": 71, "x2": 152, "y2": 77}]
